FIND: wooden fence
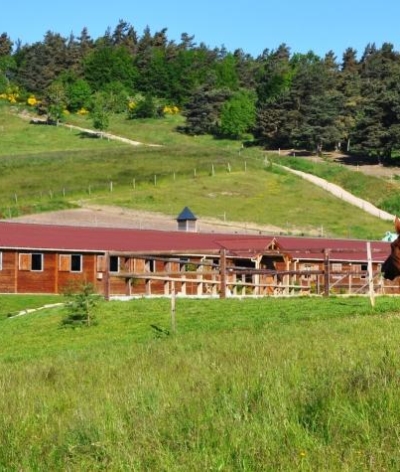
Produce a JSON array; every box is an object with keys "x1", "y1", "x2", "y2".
[
  {"x1": 104, "y1": 244, "x2": 391, "y2": 303},
  {"x1": 108, "y1": 269, "x2": 386, "y2": 298}
]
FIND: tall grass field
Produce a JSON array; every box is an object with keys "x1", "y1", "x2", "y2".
[{"x1": 2, "y1": 295, "x2": 400, "y2": 470}]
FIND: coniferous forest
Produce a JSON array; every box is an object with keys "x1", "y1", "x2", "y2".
[{"x1": 1, "y1": 20, "x2": 400, "y2": 160}]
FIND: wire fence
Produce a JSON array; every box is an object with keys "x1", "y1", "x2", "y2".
[{"x1": 0, "y1": 158, "x2": 264, "y2": 218}]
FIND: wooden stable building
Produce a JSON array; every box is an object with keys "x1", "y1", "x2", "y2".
[{"x1": 0, "y1": 221, "x2": 395, "y2": 297}]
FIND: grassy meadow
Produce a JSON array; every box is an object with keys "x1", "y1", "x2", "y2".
[
  {"x1": 3, "y1": 102, "x2": 400, "y2": 470},
  {"x1": 2, "y1": 295, "x2": 400, "y2": 470},
  {"x1": 0, "y1": 102, "x2": 396, "y2": 238}
]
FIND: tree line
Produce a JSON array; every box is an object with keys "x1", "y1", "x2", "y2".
[{"x1": 1, "y1": 21, "x2": 400, "y2": 160}]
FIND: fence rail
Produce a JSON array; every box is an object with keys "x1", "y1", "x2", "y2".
[
  {"x1": 0, "y1": 159, "x2": 258, "y2": 218},
  {"x1": 108, "y1": 268, "x2": 391, "y2": 299}
]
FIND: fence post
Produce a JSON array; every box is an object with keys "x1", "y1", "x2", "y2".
[
  {"x1": 103, "y1": 252, "x2": 110, "y2": 301},
  {"x1": 367, "y1": 242, "x2": 375, "y2": 307},
  {"x1": 171, "y1": 281, "x2": 176, "y2": 333},
  {"x1": 324, "y1": 249, "x2": 330, "y2": 297},
  {"x1": 220, "y1": 249, "x2": 227, "y2": 299}
]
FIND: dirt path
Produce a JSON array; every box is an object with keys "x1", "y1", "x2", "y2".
[
  {"x1": 62, "y1": 123, "x2": 162, "y2": 147},
  {"x1": 17, "y1": 110, "x2": 161, "y2": 147},
  {"x1": 10, "y1": 204, "x2": 291, "y2": 235},
  {"x1": 278, "y1": 165, "x2": 395, "y2": 221}
]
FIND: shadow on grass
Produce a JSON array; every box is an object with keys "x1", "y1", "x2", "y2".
[{"x1": 77, "y1": 131, "x2": 102, "y2": 140}]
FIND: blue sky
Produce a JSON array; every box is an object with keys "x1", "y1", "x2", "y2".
[{"x1": 3, "y1": 0, "x2": 400, "y2": 60}]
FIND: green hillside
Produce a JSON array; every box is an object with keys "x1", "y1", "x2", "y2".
[{"x1": 0, "y1": 102, "x2": 397, "y2": 239}]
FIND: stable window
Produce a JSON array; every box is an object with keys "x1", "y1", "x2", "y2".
[
  {"x1": 0, "y1": 251, "x2": 2, "y2": 270},
  {"x1": 71, "y1": 254, "x2": 82, "y2": 272},
  {"x1": 20, "y1": 253, "x2": 43, "y2": 271},
  {"x1": 145, "y1": 259, "x2": 156, "y2": 273},
  {"x1": 31, "y1": 253, "x2": 43, "y2": 271},
  {"x1": 109, "y1": 256, "x2": 119, "y2": 272},
  {"x1": 360, "y1": 263, "x2": 368, "y2": 279},
  {"x1": 59, "y1": 254, "x2": 82, "y2": 272}
]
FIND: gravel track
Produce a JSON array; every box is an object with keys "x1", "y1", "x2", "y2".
[
  {"x1": 278, "y1": 165, "x2": 395, "y2": 221},
  {"x1": 9, "y1": 204, "x2": 288, "y2": 235}
]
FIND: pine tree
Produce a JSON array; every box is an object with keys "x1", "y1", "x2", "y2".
[
  {"x1": 351, "y1": 43, "x2": 400, "y2": 160},
  {"x1": 62, "y1": 282, "x2": 100, "y2": 327}
]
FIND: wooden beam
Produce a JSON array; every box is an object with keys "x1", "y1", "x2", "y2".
[
  {"x1": 367, "y1": 242, "x2": 375, "y2": 307},
  {"x1": 220, "y1": 249, "x2": 227, "y2": 298},
  {"x1": 171, "y1": 281, "x2": 176, "y2": 333},
  {"x1": 14, "y1": 251, "x2": 18, "y2": 294},
  {"x1": 103, "y1": 252, "x2": 110, "y2": 300},
  {"x1": 324, "y1": 250, "x2": 330, "y2": 297}
]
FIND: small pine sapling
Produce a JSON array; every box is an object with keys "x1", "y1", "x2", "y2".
[{"x1": 62, "y1": 282, "x2": 100, "y2": 327}]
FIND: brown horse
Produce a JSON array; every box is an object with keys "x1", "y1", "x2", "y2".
[{"x1": 382, "y1": 216, "x2": 400, "y2": 280}]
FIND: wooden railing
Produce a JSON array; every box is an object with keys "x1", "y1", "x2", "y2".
[{"x1": 105, "y1": 268, "x2": 391, "y2": 299}]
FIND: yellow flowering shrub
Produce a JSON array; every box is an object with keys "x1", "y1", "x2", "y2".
[
  {"x1": 27, "y1": 96, "x2": 38, "y2": 106},
  {"x1": 0, "y1": 86, "x2": 20, "y2": 103},
  {"x1": 77, "y1": 107, "x2": 89, "y2": 115},
  {"x1": 163, "y1": 105, "x2": 180, "y2": 115}
]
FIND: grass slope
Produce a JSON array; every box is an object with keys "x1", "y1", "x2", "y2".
[
  {"x1": 0, "y1": 102, "x2": 395, "y2": 238},
  {"x1": 1, "y1": 296, "x2": 400, "y2": 470},
  {"x1": 0, "y1": 294, "x2": 62, "y2": 318}
]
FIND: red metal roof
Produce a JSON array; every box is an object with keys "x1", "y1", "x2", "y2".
[
  {"x1": 0, "y1": 221, "x2": 391, "y2": 262},
  {"x1": 276, "y1": 235, "x2": 389, "y2": 263},
  {"x1": 214, "y1": 237, "x2": 278, "y2": 257},
  {"x1": 0, "y1": 221, "x2": 221, "y2": 253},
  {"x1": 0, "y1": 221, "x2": 283, "y2": 254}
]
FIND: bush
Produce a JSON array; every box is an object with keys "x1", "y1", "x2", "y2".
[
  {"x1": 127, "y1": 94, "x2": 163, "y2": 119},
  {"x1": 62, "y1": 282, "x2": 100, "y2": 327}
]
